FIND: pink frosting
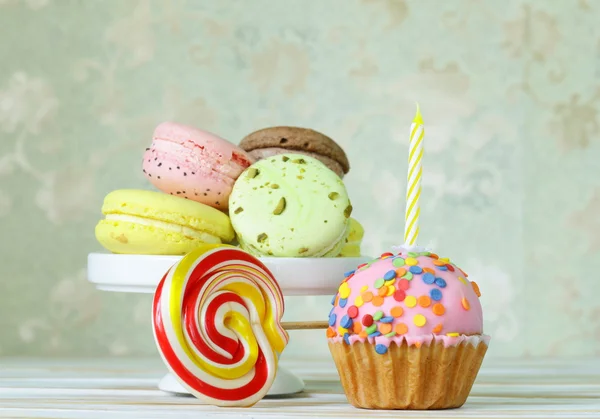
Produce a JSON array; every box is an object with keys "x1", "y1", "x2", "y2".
[
  {"x1": 142, "y1": 122, "x2": 254, "y2": 210},
  {"x1": 327, "y1": 250, "x2": 488, "y2": 349}
]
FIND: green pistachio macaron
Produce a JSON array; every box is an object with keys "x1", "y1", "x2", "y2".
[{"x1": 229, "y1": 153, "x2": 352, "y2": 257}]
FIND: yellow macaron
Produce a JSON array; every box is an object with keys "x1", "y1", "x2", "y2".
[
  {"x1": 338, "y1": 218, "x2": 364, "y2": 257},
  {"x1": 95, "y1": 189, "x2": 235, "y2": 255}
]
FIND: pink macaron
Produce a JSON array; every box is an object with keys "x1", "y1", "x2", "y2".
[{"x1": 142, "y1": 122, "x2": 255, "y2": 211}]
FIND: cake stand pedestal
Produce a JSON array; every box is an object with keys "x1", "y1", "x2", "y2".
[{"x1": 87, "y1": 252, "x2": 369, "y2": 397}]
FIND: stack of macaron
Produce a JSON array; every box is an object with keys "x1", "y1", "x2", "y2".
[{"x1": 95, "y1": 122, "x2": 365, "y2": 257}]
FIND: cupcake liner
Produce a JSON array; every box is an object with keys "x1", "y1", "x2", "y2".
[{"x1": 328, "y1": 337, "x2": 488, "y2": 410}]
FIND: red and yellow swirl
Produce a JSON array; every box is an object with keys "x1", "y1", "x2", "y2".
[{"x1": 152, "y1": 247, "x2": 288, "y2": 407}]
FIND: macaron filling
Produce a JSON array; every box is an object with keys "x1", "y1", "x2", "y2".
[
  {"x1": 238, "y1": 222, "x2": 349, "y2": 258},
  {"x1": 314, "y1": 224, "x2": 350, "y2": 257},
  {"x1": 102, "y1": 214, "x2": 222, "y2": 243},
  {"x1": 339, "y1": 218, "x2": 364, "y2": 257}
]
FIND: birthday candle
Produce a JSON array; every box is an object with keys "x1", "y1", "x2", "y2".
[{"x1": 404, "y1": 104, "x2": 424, "y2": 246}]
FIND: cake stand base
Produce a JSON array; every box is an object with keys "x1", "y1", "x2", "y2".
[{"x1": 158, "y1": 366, "x2": 304, "y2": 397}]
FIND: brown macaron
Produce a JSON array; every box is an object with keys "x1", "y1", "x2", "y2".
[{"x1": 239, "y1": 127, "x2": 350, "y2": 178}]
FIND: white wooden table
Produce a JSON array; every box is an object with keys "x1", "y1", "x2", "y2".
[{"x1": 0, "y1": 357, "x2": 598, "y2": 418}]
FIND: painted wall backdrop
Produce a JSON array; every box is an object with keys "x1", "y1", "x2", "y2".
[{"x1": 0, "y1": 0, "x2": 598, "y2": 360}]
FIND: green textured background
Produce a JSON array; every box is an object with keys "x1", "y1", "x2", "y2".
[{"x1": 0, "y1": 0, "x2": 598, "y2": 359}]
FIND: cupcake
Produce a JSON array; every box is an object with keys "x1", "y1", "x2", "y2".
[{"x1": 327, "y1": 247, "x2": 490, "y2": 409}]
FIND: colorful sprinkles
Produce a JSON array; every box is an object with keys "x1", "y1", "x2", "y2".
[
  {"x1": 398, "y1": 279, "x2": 410, "y2": 290},
  {"x1": 422, "y1": 273, "x2": 435, "y2": 284},
  {"x1": 432, "y1": 303, "x2": 445, "y2": 316},
  {"x1": 461, "y1": 297, "x2": 471, "y2": 310},
  {"x1": 418, "y1": 295, "x2": 431, "y2": 308},
  {"x1": 338, "y1": 282, "x2": 351, "y2": 299},
  {"x1": 409, "y1": 266, "x2": 423, "y2": 274},
  {"x1": 384, "y1": 270, "x2": 396, "y2": 280},
  {"x1": 390, "y1": 306, "x2": 404, "y2": 317},
  {"x1": 379, "y1": 323, "x2": 393, "y2": 334},
  {"x1": 340, "y1": 315, "x2": 353, "y2": 329},
  {"x1": 372, "y1": 296, "x2": 384, "y2": 306},
  {"x1": 393, "y1": 290, "x2": 406, "y2": 301},
  {"x1": 405, "y1": 257, "x2": 418, "y2": 266},
  {"x1": 375, "y1": 344, "x2": 388, "y2": 354},
  {"x1": 413, "y1": 314, "x2": 427, "y2": 327},
  {"x1": 327, "y1": 250, "x2": 480, "y2": 354},
  {"x1": 404, "y1": 295, "x2": 417, "y2": 308},
  {"x1": 392, "y1": 258, "x2": 405, "y2": 267},
  {"x1": 430, "y1": 288, "x2": 442, "y2": 301},
  {"x1": 395, "y1": 323, "x2": 408, "y2": 335},
  {"x1": 471, "y1": 281, "x2": 481, "y2": 297}
]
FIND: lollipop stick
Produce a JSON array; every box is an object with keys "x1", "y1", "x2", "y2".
[{"x1": 281, "y1": 321, "x2": 329, "y2": 330}]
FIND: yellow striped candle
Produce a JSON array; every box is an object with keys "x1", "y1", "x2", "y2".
[{"x1": 404, "y1": 104, "x2": 424, "y2": 246}]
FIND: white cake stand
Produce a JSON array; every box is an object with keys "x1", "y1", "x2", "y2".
[{"x1": 87, "y1": 252, "x2": 369, "y2": 397}]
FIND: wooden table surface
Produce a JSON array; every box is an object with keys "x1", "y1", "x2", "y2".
[{"x1": 0, "y1": 357, "x2": 598, "y2": 418}]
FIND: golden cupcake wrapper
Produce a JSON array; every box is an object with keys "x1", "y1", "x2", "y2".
[{"x1": 328, "y1": 339, "x2": 488, "y2": 410}]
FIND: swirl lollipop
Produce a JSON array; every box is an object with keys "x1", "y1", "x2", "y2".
[{"x1": 152, "y1": 247, "x2": 289, "y2": 407}]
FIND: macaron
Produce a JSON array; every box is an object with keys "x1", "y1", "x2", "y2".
[
  {"x1": 338, "y1": 218, "x2": 364, "y2": 257},
  {"x1": 142, "y1": 122, "x2": 255, "y2": 211},
  {"x1": 229, "y1": 153, "x2": 353, "y2": 257},
  {"x1": 95, "y1": 189, "x2": 235, "y2": 255},
  {"x1": 239, "y1": 127, "x2": 350, "y2": 178}
]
